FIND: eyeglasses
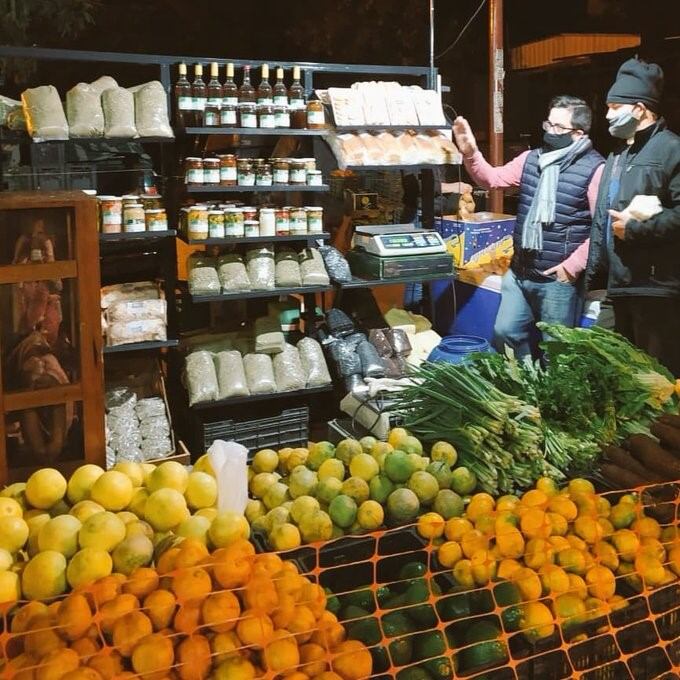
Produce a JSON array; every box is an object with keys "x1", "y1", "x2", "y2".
[{"x1": 542, "y1": 120, "x2": 581, "y2": 133}]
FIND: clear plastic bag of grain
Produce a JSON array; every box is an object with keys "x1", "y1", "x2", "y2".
[
  {"x1": 297, "y1": 337, "x2": 332, "y2": 387},
  {"x1": 66, "y1": 82, "x2": 104, "y2": 137},
  {"x1": 131, "y1": 81, "x2": 174, "y2": 138},
  {"x1": 135, "y1": 397, "x2": 166, "y2": 420},
  {"x1": 243, "y1": 353, "x2": 277, "y2": 394},
  {"x1": 275, "y1": 250, "x2": 302, "y2": 287},
  {"x1": 140, "y1": 415, "x2": 171, "y2": 440},
  {"x1": 245, "y1": 246, "x2": 275, "y2": 290},
  {"x1": 217, "y1": 253, "x2": 251, "y2": 292},
  {"x1": 184, "y1": 350, "x2": 219, "y2": 405},
  {"x1": 140, "y1": 438, "x2": 173, "y2": 461},
  {"x1": 22, "y1": 85, "x2": 69, "y2": 141},
  {"x1": 215, "y1": 350, "x2": 250, "y2": 399},
  {"x1": 273, "y1": 343, "x2": 306, "y2": 392},
  {"x1": 254, "y1": 316, "x2": 285, "y2": 354},
  {"x1": 299, "y1": 247, "x2": 330, "y2": 286},
  {"x1": 187, "y1": 253, "x2": 220, "y2": 295},
  {"x1": 319, "y1": 245, "x2": 353, "y2": 283},
  {"x1": 102, "y1": 87, "x2": 138, "y2": 138}
]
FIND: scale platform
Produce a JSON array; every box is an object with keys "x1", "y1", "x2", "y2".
[
  {"x1": 346, "y1": 249, "x2": 453, "y2": 280},
  {"x1": 353, "y1": 223, "x2": 447, "y2": 257}
]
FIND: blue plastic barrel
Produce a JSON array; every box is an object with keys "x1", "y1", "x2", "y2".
[{"x1": 427, "y1": 335, "x2": 491, "y2": 364}]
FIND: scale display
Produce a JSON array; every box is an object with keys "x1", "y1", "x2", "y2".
[{"x1": 353, "y1": 224, "x2": 447, "y2": 257}]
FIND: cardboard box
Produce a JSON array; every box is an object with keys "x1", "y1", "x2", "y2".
[{"x1": 435, "y1": 212, "x2": 515, "y2": 269}]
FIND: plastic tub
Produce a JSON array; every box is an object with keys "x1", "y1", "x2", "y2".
[{"x1": 427, "y1": 335, "x2": 490, "y2": 364}]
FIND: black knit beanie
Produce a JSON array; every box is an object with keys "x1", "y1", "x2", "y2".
[{"x1": 607, "y1": 57, "x2": 664, "y2": 112}]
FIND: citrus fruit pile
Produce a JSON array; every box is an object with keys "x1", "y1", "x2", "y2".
[
  {"x1": 417, "y1": 476, "x2": 680, "y2": 645},
  {"x1": 1, "y1": 536, "x2": 372, "y2": 679},
  {"x1": 245, "y1": 429, "x2": 477, "y2": 550}
]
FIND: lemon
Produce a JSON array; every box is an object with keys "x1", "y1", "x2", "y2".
[
  {"x1": 67, "y1": 548, "x2": 113, "y2": 589},
  {"x1": 0, "y1": 548, "x2": 12, "y2": 571},
  {"x1": 466, "y1": 493, "x2": 495, "y2": 522},
  {"x1": 282, "y1": 448, "x2": 309, "y2": 474},
  {"x1": 37, "y1": 515, "x2": 82, "y2": 558},
  {"x1": 22, "y1": 551, "x2": 67, "y2": 600},
  {"x1": 0, "y1": 571, "x2": 20, "y2": 605},
  {"x1": 438, "y1": 541, "x2": 463, "y2": 567},
  {"x1": 417, "y1": 512, "x2": 446, "y2": 540},
  {"x1": 341, "y1": 477, "x2": 370, "y2": 505},
  {"x1": 177, "y1": 515, "x2": 211, "y2": 544},
  {"x1": 408, "y1": 471, "x2": 440, "y2": 505},
  {"x1": 289, "y1": 466, "x2": 319, "y2": 499},
  {"x1": 263, "y1": 482, "x2": 290, "y2": 510},
  {"x1": 127, "y1": 487, "x2": 149, "y2": 519},
  {"x1": 450, "y1": 467, "x2": 477, "y2": 495},
  {"x1": 430, "y1": 441, "x2": 457, "y2": 466},
  {"x1": 250, "y1": 472, "x2": 279, "y2": 500},
  {"x1": 196, "y1": 507, "x2": 218, "y2": 523},
  {"x1": 192, "y1": 453, "x2": 215, "y2": 477},
  {"x1": 349, "y1": 453, "x2": 379, "y2": 482},
  {"x1": 144, "y1": 488, "x2": 189, "y2": 532},
  {"x1": 78, "y1": 511, "x2": 126, "y2": 552},
  {"x1": 184, "y1": 471, "x2": 218, "y2": 510},
  {"x1": 445, "y1": 517, "x2": 473, "y2": 542},
  {"x1": 547, "y1": 495, "x2": 578, "y2": 522},
  {"x1": 251, "y1": 448, "x2": 279, "y2": 474},
  {"x1": 112, "y1": 461, "x2": 144, "y2": 487},
  {"x1": 147, "y1": 461, "x2": 189, "y2": 494},
  {"x1": 90, "y1": 471, "x2": 134, "y2": 511},
  {"x1": 244, "y1": 499, "x2": 266, "y2": 525},
  {"x1": 270, "y1": 523, "x2": 301, "y2": 551},
  {"x1": 25, "y1": 468, "x2": 67, "y2": 509},
  {"x1": 0, "y1": 516, "x2": 28, "y2": 553},
  {"x1": 387, "y1": 427, "x2": 410, "y2": 450},
  {"x1": 0, "y1": 498, "x2": 23, "y2": 519},
  {"x1": 585, "y1": 566, "x2": 616, "y2": 600},
  {"x1": 70, "y1": 500, "x2": 104, "y2": 523},
  {"x1": 316, "y1": 478, "x2": 343, "y2": 505},
  {"x1": 297, "y1": 509, "x2": 333, "y2": 543},
  {"x1": 318, "y1": 459, "x2": 346, "y2": 482},
  {"x1": 126, "y1": 520, "x2": 154, "y2": 541},
  {"x1": 208, "y1": 511, "x2": 250, "y2": 547},
  {"x1": 357, "y1": 500, "x2": 384, "y2": 531}
]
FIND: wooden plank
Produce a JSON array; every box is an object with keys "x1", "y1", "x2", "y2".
[
  {"x1": 4, "y1": 384, "x2": 83, "y2": 412},
  {"x1": 0, "y1": 191, "x2": 94, "y2": 210},
  {"x1": 0, "y1": 260, "x2": 77, "y2": 284}
]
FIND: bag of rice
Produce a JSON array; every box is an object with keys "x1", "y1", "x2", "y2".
[
  {"x1": 103, "y1": 87, "x2": 137, "y2": 138},
  {"x1": 243, "y1": 353, "x2": 277, "y2": 394},
  {"x1": 215, "y1": 350, "x2": 250, "y2": 399},
  {"x1": 22, "y1": 85, "x2": 69, "y2": 141},
  {"x1": 273, "y1": 344, "x2": 306, "y2": 392},
  {"x1": 184, "y1": 350, "x2": 219, "y2": 405},
  {"x1": 67, "y1": 83, "x2": 104, "y2": 137},
  {"x1": 132, "y1": 81, "x2": 174, "y2": 138}
]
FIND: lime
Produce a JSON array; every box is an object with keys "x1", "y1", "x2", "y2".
[
  {"x1": 307, "y1": 441, "x2": 336, "y2": 470},
  {"x1": 359, "y1": 436, "x2": 378, "y2": 453},
  {"x1": 399, "y1": 435, "x2": 423, "y2": 456},
  {"x1": 341, "y1": 477, "x2": 370, "y2": 504},
  {"x1": 349, "y1": 453, "x2": 380, "y2": 482},
  {"x1": 384, "y1": 451, "x2": 415, "y2": 484},
  {"x1": 408, "y1": 471, "x2": 440, "y2": 505},
  {"x1": 433, "y1": 489, "x2": 464, "y2": 519},
  {"x1": 263, "y1": 482, "x2": 290, "y2": 510},
  {"x1": 427, "y1": 461, "x2": 453, "y2": 490},
  {"x1": 336, "y1": 438, "x2": 363, "y2": 465},
  {"x1": 289, "y1": 495, "x2": 320, "y2": 524},
  {"x1": 408, "y1": 453, "x2": 428, "y2": 472},
  {"x1": 369, "y1": 475, "x2": 395, "y2": 504},
  {"x1": 329, "y1": 495, "x2": 358, "y2": 529},
  {"x1": 386, "y1": 488, "x2": 420, "y2": 524},
  {"x1": 318, "y1": 458, "x2": 346, "y2": 482},
  {"x1": 316, "y1": 478, "x2": 343, "y2": 505},
  {"x1": 288, "y1": 465, "x2": 318, "y2": 499},
  {"x1": 450, "y1": 467, "x2": 477, "y2": 495}
]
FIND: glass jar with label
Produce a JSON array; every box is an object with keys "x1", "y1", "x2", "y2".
[
  {"x1": 306, "y1": 170, "x2": 323, "y2": 186},
  {"x1": 289, "y1": 161, "x2": 307, "y2": 185},
  {"x1": 140, "y1": 194, "x2": 163, "y2": 210},
  {"x1": 275, "y1": 208, "x2": 290, "y2": 235},
  {"x1": 237, "y1": 161, "x2": 255, "y2": 186},
  {"x1": 145, "y1": 208, "x2": 168, "y2": 232},
  {"x1": 185, "y1": 157, "x2": 204, "y2": 185},
  {"x1": 225, "y1": 207, "x2": 245, "y2": 237},
  {"x1": 256, "y1": 163, "x2": 273, "y2": 186},
  {"x1": 123, "y1": 203, "x2": 145, "y2": 233},
  {"x1": 208, "y1": 210, "x2": 225, "y2": 238},
  {"x1": 220, "y1": 103, "x2": 237, "y2": 127},
  {"x1": 188, "y1": 206, "x2": 209, "y2": 240},
  {"x1": 273, "y1": 159, "x2": 290, "y2": 185},
  {"x1": 242, "y1": 206, "x2": 258, "y2": 222},
  {"x1": 259, "y1": 208, "x2": 276, "y2": 237},
  {"x1": 291, "y1": 108, "x2": 307, "y2": 130},
  {"x1": 302, "y1": 158, "x2": 317, "y2": 172},
  {"x1": 244, "y1": 220, "x2": 260, "y2": 238},
  {"x1": 306, "y1": 100, "x2": 326, "y2": 129},
  {"x1": 274, "y1": 106, "x2": 290, "y2": 128},
  {"x1": 219, "y1": 154, "x2": 237, "y2": 185},
  {"x1": 239, "y1": 103, "x2": 257, "y2": 128},
  {"x1": 98, "y1": 196, "x2": 122, "y2": 233},
  {"x1": 204, "y1": 101, "x2": 220, "y2": 127},
  {"x1": 203, "y1": 157, "x2": 220, "y2": 185},
  {"x1": 258, "y1": 104, "x2": 275, "y2": 129},
  {"x1": 306, "y1": 206, "x2": 324, "y2": 233},
  {"x1": 289, "y1": 207, "x2": 308, "y2": 234}
]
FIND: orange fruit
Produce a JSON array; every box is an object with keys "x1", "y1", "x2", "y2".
[
  {"x1": 299, "y1": 642, "x2": 328, "y2": 677},
  {"x1": 177, "y1": 634, "x2": 212, "y2": 680},
  {"x1": 174, "y1": 600, "x2": 203, "y2": 636},
  {"x1": 23, "y1": 614, "x2": 65, "y2": 658},
  {"x1": 11, "y1": 601, "x2": 48, "y2": 633},
  {"x1": 98, "y1": 594, "x2": 139, "y2": 635},
  {"x1": 56, "y1": 593, "x2": 92, "y2": 641},
  {"x1": 585, "y1": 566, "x2": 616, "y2": 600},
  {"x1": 71, "y1": 637, "x2": 101, "y2": 658},
  {"x1": 331, "y1": 639, "x2": 372, "y2": 680},
  {"x1": 112, "y1": 610, "x2": 153, "y2": 657},
  {"x1": 211, "y1": 630, "x2": 242, "y2": 664},
  {"x1": 61, "y1": 669, "x2": 105, "y2": 680},
  {"x1": 202, "y1": 591, "x2": 241, "y2": 633},
  {"x1": 310, "y1": 612, "x2": 345, "y2": 650},
  {"x1": 212, "y1": 656, "x2": 257, "y2": 680},
  {"x1": 521, "y1": 489, "x2": 549, "y2": 508},
  {"x1": 264, "y1": 629, "x2": 300, "y2": 674},
  {"x1": 172, "y1": 567, "x2": 212, "y2": 603},
  {"x1": 86, "y1": 574, "x2": 124, "y2": 608},
  {"x1": 286, "y1": 605, "x2": 317, "y2": 643},
  {"x1": 632, "y1": 517, "x2": 662, "y2": 540},
  {"x1": 123, "y1": 567, "x2": 159, "y2": 600},
  {"x1": 174, "y1": 538, "x2": 210, "y2": 570},
  {"x1": 131, "y1": 632, "x2": 175, "y2": 679},
  {"x1": 520, "y1": 508, "x2": 551, "y2": 539},
  {"x1": 236, "y1": 609, "x2": 274, "y2": 647},
  {"x1": 156, "y1": 547, "x2": 181, "y2": 576},
  {"x1": 143, "y1": 589, "x2": 177, "y2": 631},
  {"x1": 213, "y1": 542, "x2": 255, "y2": 589},
  {"x1": 37, "y1": 647, "x2": 80, "y2": 680},
  {"x1": 300, "y1": 582, "x2": 327, "y2": 619},
  {"x1": 88, "y1": 648, "x2": 125, "y2": 679},
  {"x1": 253, "y1": 552, "x2": 284, "y2": 577},
  {"x1": 444, "y1": 517, "x2": 473, "y2": 542},
  {"x1": 272, "y1": 593, "x2": 297, "y2": 629},
  {"x1": 243, "y1": 575, "x2": 279, "y2": 613}
]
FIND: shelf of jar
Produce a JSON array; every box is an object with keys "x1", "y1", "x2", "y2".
[
  {"x1": 99, "y1": 230, "x2": 177, "y2": 243},
  {"x1": 180, "y1": 233, "x2": 330, "y2": 246},
  {"x1": 189, "y1": 284, "x2": 331, "y2": 303},
  {"x1": 185, "y1": 184, "x2": 330, "y2": 194},
  {"x1": 181, "y1": 127, "x2": 329, "y2": 136}
]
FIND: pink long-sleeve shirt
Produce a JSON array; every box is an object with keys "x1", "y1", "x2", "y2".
[{"x1": 464, "y1": 150, "x2": 604, "y2": 277}]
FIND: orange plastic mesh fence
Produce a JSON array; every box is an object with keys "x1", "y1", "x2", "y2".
[{"x1": 0, "y1": 481, "x2": 678, "y2": 679}]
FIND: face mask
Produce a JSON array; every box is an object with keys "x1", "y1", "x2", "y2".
[
  {"x1": 543, "y1": 132, "x2": 573, "y2": 150},
  {"x1": 608, "y1": 107, "x2": 640, "y2": 139}
]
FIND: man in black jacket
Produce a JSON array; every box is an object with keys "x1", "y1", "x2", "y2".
[{"x1": 585, "y1": 57, "x2": 680, "y2": 376}]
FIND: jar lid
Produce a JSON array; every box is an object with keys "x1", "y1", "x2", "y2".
[
  {"x1": 208, "y1": 210, "x2": 224, "y2": 215},
  {"x1": 190, "y1": 205, "x2": 209, "y2": 211},
  {"x1": 184, "y1": 157, "x2": 202, "y2": 161},
  {"x1": 145, "y1": 209, "x2": 164, "y2": 213},
  {"x1": 307, "y1": 170, "x2": 322, "y2": 174},
  {"x1": 305, "y1": 207, "x2": 324, "y2": 211},
  {"x1": 225, "y1": 207, "x2": 244, "y2": 212},
  {"x1": 97, "y1": 195, "x2": 120, "y2": 200},
  {"x1": 244, "y1": 220, "x2": 260, "y2": 225},
  {"x1": 126, "y1": 203, "x2": 143, "y2": 208},
  {"x1": 260, "y1": 207, "x2": 276, "y2": 213}
]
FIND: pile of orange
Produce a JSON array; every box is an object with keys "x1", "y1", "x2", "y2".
[{"x1": 0, "y1": 537, "x2": 372, "y2": 679}]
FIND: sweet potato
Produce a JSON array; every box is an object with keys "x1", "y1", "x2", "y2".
[
  {"x1": 603, "y1": 445, "x2": 665, "y2": 482},
  {"x1": 650, "y1": 422, "x2": 680, "y2": 453},
  {"x1": 600, "y1": 463, "x2": 651, "y2": 490},
  {"x1": 627, "y1": 434, "x2": 680, "y2": 480},
  {"x1": 658, "y1": 413, "x2": 680, "y2": 429}
]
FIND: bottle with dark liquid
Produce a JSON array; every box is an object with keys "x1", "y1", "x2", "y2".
[
  {"x1": 174, "y1": 62, "x2": 192, "y2": 129},
  {"x1": 273, "y1": 67, "x2": 288, "y2": 106},
  {"x1": 289, "y1": 66, "x2": 305, "y2": 111},
  {"x1": 191, "y1": 64, "x2": 207, "y2": 127},
  {"x1": 205, "y1": 62, "x2": 223, "y2": 127},
  {"x1": 257, "y1": 64, "x2": 273, "y2": 105},
  {"x1": 238, "y1": 65, "x2": 256, "y2": 104}
]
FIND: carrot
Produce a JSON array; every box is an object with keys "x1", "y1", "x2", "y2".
[
  {"x1": 627, "y1": 434, "x2": 680, "y2": 480},
  {"x1": 650, "y1": 422, "x2": 680, "y2": 453},
  {"x1": 658, "y1": 413, "x2": 680, "y2": 430},
  {"x1": 603, "y1": 445, "x2": 665, "y2": 482},
  {"x1": 600, "y1": 463, "x2": 651, "y2": 490}
]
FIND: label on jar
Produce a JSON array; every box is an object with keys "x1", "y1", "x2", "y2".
[
  {"x1": 220, "y1": 108, "x2": 237, "y2": 126},
  {"x1": 185, "y1": 169, "x2": 203, "y2": 184},
  {"x1": 244, "y1": 221, "x2": 260, "y2": 237},
  {"x1": 290, "y1": 97, "x2": 305, "y2": 110},
  {"x1": 307, "y1": 109, "x2": 325, "y2": 126},
  {"x1": 290, "y1": 213, "x2": 307, "y2": 234},
  {"x1": 241, "y1": 112, "x2": 257, "y2": 128},
  {"x1": 193, "y1": 96, "x2": 206, "y2": 111},
  {"x1": 220, "y1": 167, "x2": 237, "y2": 182},
  {"x1": 124, "y1": 217, "x2": 145, "y2": 233},
  {"x1": 209, "y1": 221, "x2": 225, "y2": 238},
  {"x1": 204, "y1": 110, "x2": 218, "y2": 126},
  {"x1": 307, "y1": 172, "x2": 323, "y2": 186},
  {"x1": 256, "y1": 175, "x2": 273, "y2": 186},
  {"x1": 275, "y1": 215, "x2": 290, "y2": 235},
  {"x1": 205, "y1": 168, "x2": 220, "y2": 184},
  {"x1": 259, "y1": 113, "x2": 275, "y2": 129},
  {"x1": 238, "y1": 172, "x2": 256, "y2": 187},
  {"x1": 223, "y1": 96, "x2": 238, "y2": 107},
  {"x1": 307, "y1": 215, "x2": 323, "y2": 233},
  {"x1": 273, "y1": 95, "x2": 289, "y2": 106},
  {"x1": 259, "y1": 211, "x2": 276, "y2": 237},
  {"x1": 274, "y1": 111, "x2": 290, "y2": 128},
  {"x1": 257, "y1": 97, "x2": 274, "y2": 106},
  {"x1": 289, "y1": 168, "x2": 306, "y2": 184},
  {"x1": 273, "y1": 169, "x2": 289, "y2": 184},
  {"x1": 188, "y1": 215, "x2": 208, "y2": 239},
  {"x1": 147, "y1": 216, "x2": 168, "y2": 232},
  {"x1": 178, "y1": 96, "x2": 193, "y2": 110},
  {"x1": 225, "y1": 212, "x2": 244, "y2": 237}
]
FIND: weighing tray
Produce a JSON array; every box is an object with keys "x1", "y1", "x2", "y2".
[{"x1": 346, "y1": 250, "x2": 453, "y2": 280}]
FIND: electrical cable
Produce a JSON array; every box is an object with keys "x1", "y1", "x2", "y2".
[{"x1": 435, "y1": 0, "x2": 488, "y2": 61}]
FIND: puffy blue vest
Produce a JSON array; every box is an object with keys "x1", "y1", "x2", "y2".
[{"x1": 514, "y1": 147, "x2": 603, "y2": 279}]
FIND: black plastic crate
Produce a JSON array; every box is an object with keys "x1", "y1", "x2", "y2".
[{"x1": 202, "y1": 406, "x2": 308, "y2": 455}]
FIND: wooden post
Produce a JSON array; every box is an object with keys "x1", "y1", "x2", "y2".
[{"x1": 488, "y1": 0, "x2": 504, "y2": 213}]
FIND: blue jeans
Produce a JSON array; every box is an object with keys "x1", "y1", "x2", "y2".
[{"x1": 493, "y1": 270, "x2": 583, "y2": 357}]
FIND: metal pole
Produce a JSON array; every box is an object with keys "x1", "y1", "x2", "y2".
[
  {"x1": 429, "y1": 0, "x2": 436, "y2": 90},
  {"x1": 488, "y1": 0, "x2": 504, "y2": 213}
]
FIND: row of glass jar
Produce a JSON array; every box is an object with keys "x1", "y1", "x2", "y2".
[
  {"x1": 182, "y1": 203, "x2": 324, "y2": 240},
  {"x1": 97, "y1": 194, "x2": 168, "y2": 234},
  {"x1": 184, "y1": 156, "x2": 323, "y2": 187},
  {"x1": 204, "y1": 100, "x2": 325, "y2": 130}
]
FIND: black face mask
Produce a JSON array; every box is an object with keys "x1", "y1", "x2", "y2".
[{"x1": 543, "y1": 131, "x2": 573, "y2": 151}]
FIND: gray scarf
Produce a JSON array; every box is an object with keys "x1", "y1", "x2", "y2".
[{"x1": 522, "y1": 136, "x2": 593, "y2": 251}]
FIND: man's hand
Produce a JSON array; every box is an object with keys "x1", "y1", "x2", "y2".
[
  {"x1": 441, "y1": 181, "x2": 473, "y2": 195},
  {"x1": 453, "y1": 116, "x2": 478, "y2": 158},
  {"x1": 608, "y1": 209, "x2": 632, "y2": 240},
  {"x1": 543, "y1": 264, "x2": 575, "y2": 283}
]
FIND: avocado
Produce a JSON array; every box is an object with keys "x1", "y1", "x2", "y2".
[
  {"x1": 341, "y1": 587, "x2": 375, "y2": 612},
  {"x1": 325, "y1": 588, "x2": 341, "y2": 614},
  {"x1": 348, "y1": 614, "x2": 382, "y2": 647},
  {"x1": 458, "y1": 640, "x2": 509, "y2": 673},
  {"x1": 407, "y1": 603, "x2": 438, "y2": 628},
  {"x1": 422, "y1": 657, "x2": 454, "y2": 679},
  {"x1": 389, "y1": 634, "x2": 415, "y2": 666},
  {"x1": 413, "y1": 631, "x2": 446, "y2": 661},
  {"x1": 493, "y1": 581, "x2": 521, "y2": 607},
  {"x1": 341, "y1": 605, "x2": 369, "y2": 622},
  {"x1": 436, "y1": 593, "x2": 471, "y2": 622},
  {"x1": 464, "y1": 620, "x2": 502, "y2": 644},
  {"x1": 384, "y1": 592, "x2": 407, "y2": 610},
  {"x1": 376, "y1": 585, "x2": 392, "y2": 607},
  {"x1": 399, "y1": 560, "x2": 427, "y2": 580},
  {"x1": 396, "y1": 667, "x2": 432, "y2": 680},
  {"x1": 501, "y1": 604, "x2": 523, "y2": 633},
  {"x1": 382, "y1": 610, "x2": 416, "y2": 638},
  {"x1": 404, "y1": 580, "x2": 429, "y2": 604},
  {"x1": 370, "y1": 645, "x2": 390, "y2": 674}
]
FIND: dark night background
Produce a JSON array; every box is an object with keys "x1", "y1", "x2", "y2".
[{"x1": 2, "y1": 0, "x2": 679, "y2": 157}]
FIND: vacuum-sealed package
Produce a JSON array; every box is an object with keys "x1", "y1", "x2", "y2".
[
  {"x1": 319, "y1": 245, "x2": 353, "y2": 283},
  {"x1": 246, "y1": 247, "x2": 275, "y2": 290},
  {"x1": 132, "y1": 81, "x2": 174, "y2": 138},
  {"x1": 139, "y1": 415, "x2": 171, "y2": 440},
  {"x1": 383, "y1": 356, "x2": 409, "y2": 379},
  {"x1": 140, "y1": 438, "x2": 173, "y2": 461},
  {"x1": 66, "y1": 83, "x2": 104, "y2": 137},
  {"x1": 273, "y1": 344, "x2": 306, "y2": 392},
  {"x1": 107, "y1": 412, "x2": 138, "y2": 437},
  {"x1": 243, "y1": 353, "x2": 276, "y2": 395},
  {"x1": 89, "y1": 76, "x2": 118, "y2": 96},
  {"x1": 275, "y1": 250, "x2": 302, "y2": 287},
  {"x1": 299, "y1": 248, "x2": 330, "y2": 286},
  {"x1": 297, "y1": 337, "x2": 332, "y2": 387},
  {"x1": 184, "y1": 350, "x2": 219, "y2": 405},
  {"x1": 106, "y1": 319, "x2": 167, "y2": 346},
  {"x1": 218, "y1": 253, "x2": 251, "y2": 292},
  {"x1": 100, "y1": 281, "x2": 159, "y2": 309},
  {"x1": 188, "y1": 254, "x2": 220, "y2": 295},
  {"x1": 136, "y1": 397, "x2": 166, "y2": 421},
  {"x1": 215, "y1": 351, "x2": 250, "y2": 400},
  {"x1": 331, "y1": 338, "x2": 362, "y2": 377},
  {"x1": 386, "y1": 328, "x2": 412, "y2": 356},
  {"x1": 106, "y1": 299, "x2": 167, "y2": 324},
  {"x1": 102, "y1": 87, "x2": 137, "y2": 138},
  {"x1": 358, "y1": 340, "x2": 385, "y2": 378},
  {"x1": 369, "y1": 328, "x2": 393, "y2": 357},
  {"x1": 254, "y1": 317, "x2": 285, "y2": 354},
  {"x1": 325, "y1": 308, "x2": 354, "y2": 337},
  {"x1": 344, "y1": 332, "x2": 367, "y2": 349},
  {"x1": 22, "y1": 85, "x2": 69, "y2": 141},
  {"x1": 106, "y1": 387, "x2": 137, "y2": 414}
]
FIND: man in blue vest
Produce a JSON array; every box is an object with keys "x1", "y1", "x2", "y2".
[{"x1": 453, "y1": 96, "x2": 604, "y2": 357}]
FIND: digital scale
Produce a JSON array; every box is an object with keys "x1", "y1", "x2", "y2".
[{"x1": 349, "y1": 223, "x2": 454, "y2": 280}]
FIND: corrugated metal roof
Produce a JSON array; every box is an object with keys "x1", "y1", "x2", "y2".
[{"x1": 511, "y1": 33, "x2": 641, "y2": 70}]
